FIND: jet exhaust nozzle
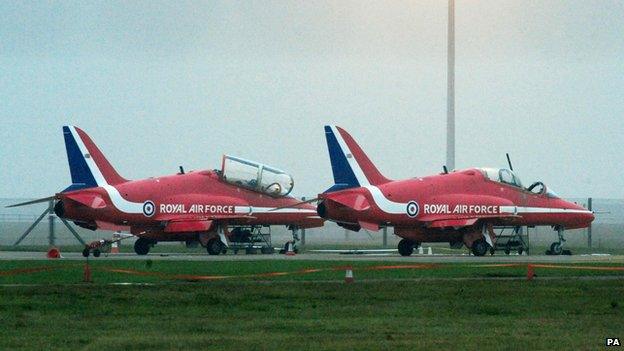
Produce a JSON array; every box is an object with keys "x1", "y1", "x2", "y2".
[
  {"x1": 53, "y1": 200, "x2": 65, "y2": 218},
  {"x1": 316, "y1": 201, "x2": 327, "y2": 218}
]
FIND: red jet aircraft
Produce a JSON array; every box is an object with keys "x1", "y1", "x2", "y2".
[
  {"x1": 313, "y1": 126, "x2": 594, "y2": 256},
  {"x1": 10, "y1": 126, "x2": 323, "y2": 256}
]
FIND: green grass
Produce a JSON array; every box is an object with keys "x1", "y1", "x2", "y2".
[
  {"x1": 1, "y1": 260, "x2": 624, "y2": 285},
  {"x1": 1, "y1": 260, "x2": 623, "y2": 350}
]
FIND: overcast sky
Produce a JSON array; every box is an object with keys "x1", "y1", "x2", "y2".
[{"x1": 1, "y1": 0, "x2": 623, "y2": 199}]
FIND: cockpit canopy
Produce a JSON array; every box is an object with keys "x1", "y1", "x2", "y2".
[
  {"x1": 221, "y1": 155, "x2": 294, "y2": 197},
  {"x1": 479, "y1": 168, "x2": 523, "y2": 188},
  {"x1": 478, "y1": 167, "x2": 559, "y2": 198}
]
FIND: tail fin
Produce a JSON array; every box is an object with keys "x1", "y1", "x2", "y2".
[
  {"x1": 62, "y1": 126, "x2": 127, "y2": 192},
  {"x1": 323, "y1": 125, "x2": 390, "y2": 192}
]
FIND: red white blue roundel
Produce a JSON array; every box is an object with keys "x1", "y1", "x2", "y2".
[
  {"x1": 142, "y1": 201, "x2": 155, "y2": 217},
  {"x1": 406, "y1": 201, "x2": 419, "y2": 217}
]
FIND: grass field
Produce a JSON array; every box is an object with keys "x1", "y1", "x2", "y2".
[{"x1": 1, "y1": 260, "x2": 623, "y2": 350}]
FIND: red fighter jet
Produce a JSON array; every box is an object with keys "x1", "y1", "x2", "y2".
[
  {"x1": 312, "y1": 126, "x2": 594, "y2": 256},
  {"x1": 9, "y1": 126, "x2": 323, "y2": 256}
]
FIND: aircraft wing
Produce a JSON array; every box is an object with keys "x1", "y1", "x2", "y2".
[
  {"x1": 64, "y1": 192, "x2": 107, "y2": 209},
  {"x1": 164, "y1": 219, "x2": 215, "y2": 233},
  {"x1": 327, "y1": 192, "x2": 370, "y2": 211},
  {"x1": 162, "y1": 214, "x2": 257, "y2": 233},
  {"x1": 424, "y1": 214, "x2": 521, "y2": 229}
]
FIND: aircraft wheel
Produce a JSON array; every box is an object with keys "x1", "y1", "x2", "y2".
[
  {"x1": 504, "y1": 248, "x2": 510, "y2": 255},
  {"x1": 518, "y1": 248, "x2": 524, "y2": 255},
  {"x1": 134, "y1": 238, "x2": 151, "y2": 256},
  {"x1": 489, "y1": 248, "x2": 495, "y2": 256},
  {"x1": 261, "y1": 247, "x2": 275, "y2": 254},
  {"x1": 93, "y1": 249, "x2": 101, "y2": 258},
  {"x1": 207, "y1": 238, "x2": 223, "y2": 255},
  {"x1": 550, "y1": 242, "x2": 563, "y2": 255},
  {"x1": 398, "y1": 239, "x2": 415, "y2": 256},
  {"x1": 82, "y1": 248, "x2": 90, "y2": 257},
  {"x1": 471, "y1": 239, "x2": 488, "y2": 257}
]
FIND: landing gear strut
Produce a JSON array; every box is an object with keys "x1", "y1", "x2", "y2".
[
  {"x1": 548, "y1": 227, "x2": 566, "y2": 255},
  {"x1": 398, "y1": 239, "x2": 419, "y2": 256}
]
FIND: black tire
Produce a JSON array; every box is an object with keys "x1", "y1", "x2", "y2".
[
  {"x1": 398, "y1": 239, "x2": 415, "y2": 257},
  {"x1": 550, "y1": 242, "x2": 563, "y2": 255},
  {"x1": 261, "y1": 247, "x2": 275, "y2": 254},
  {"x1": 504, "y1": 249, "x2": 510, "y2": 255},
  {"x1": 206, "y1": 238, "x2": 223, "y2": 255},
  {"x1": 134, "y1": 238, "x2": 151, "y2": 256},
  {"x1": 245, "y1": 247, "x2": 258, "y2": 255},
  {"x1": 93, "y1": 249, "x2": 101, "y2": 258},
  {"x1": 518, "y1": 248, "x2": 524, "y2": 255},
  {"x1": 471, "y1": 239, "x2": 488, "y2": 257},
  {"x1": 82, "y1": 248, "x2": 90, "y2": 257}
]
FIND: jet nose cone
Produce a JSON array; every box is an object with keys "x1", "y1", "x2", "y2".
[{"x1": 586, "y1": 211, "x2": 595, "y2": 225}]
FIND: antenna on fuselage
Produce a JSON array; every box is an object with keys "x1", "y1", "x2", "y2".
[
  {"x1": 179, "y1": 166, "x2": 185, "y2": 174},
  {"x1": 442, "y1": 165, "x2": 449, "y2": 174},
  {"x1": 506, "y1": 153, "x2": 513, "y2": 171}
]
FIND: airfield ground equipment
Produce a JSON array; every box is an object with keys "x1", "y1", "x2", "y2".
[
  {"x1": 227, "y1": 226, "x2": 275, "y2": 254},
  {"x1": 491, "y1": 226, "x2": 529, "y2": 255}
]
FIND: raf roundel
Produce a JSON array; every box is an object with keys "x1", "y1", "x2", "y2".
[
  {"x1": 406, "y1": 201, "x2": 419, "y2": 218},
  {"x1": 142, "y1": 201, "x2": 156, "y2": 217}
]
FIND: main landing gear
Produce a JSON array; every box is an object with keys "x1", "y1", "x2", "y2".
[
  {"x1": 206, "y1": 237, "x2": 227, "y2": 255},
  {"x1": 471, "y1": 224, "x2": 496, "y2": 257},
  {"x1": 398, "y1": 239, "x2": 420, "y2": 256},
  {"x1": 547, "y1": 227, "x2": 570, "y2": 255},
  {"x1": 471, "y1": 239, "x2": 490, "y2": 257},
  {"x1": 134, "y1": 238, "x2": 156, "y2": 255}
]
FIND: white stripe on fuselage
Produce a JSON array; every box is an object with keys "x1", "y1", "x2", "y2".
[
  {"x1": 500, "y1": 206, "x2": 592, "y2": 215},
  {"x1": 235, "y1": 206, "x2": 317, "y2": 215}
]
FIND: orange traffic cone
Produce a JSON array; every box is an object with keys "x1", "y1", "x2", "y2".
[
  {"x1": 110, "y1": 241, "x2": 119, "y2": 254},
  {"x1": 344, "y1": 267, "x2": 354, "y2": 283},
  {"x1": 47, "y1": 247, "x2": 61, "y2": 259},
  {"x1": 285, "y1": 241, "x2": 296, "y2": 256},
  {"x1": 526, "y1": 264, "x2": 535, "y2": 281},
  {"x1": 83, "y1": 262, "x2": 92, "y2": 283}
]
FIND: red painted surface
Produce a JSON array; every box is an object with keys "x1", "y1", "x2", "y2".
[
  {"x1": 54, "y1": 127, "x2": 324, "y2": 243},
  {"x1": 318, "y1": 127, "x2": 594, "y2": 247}
]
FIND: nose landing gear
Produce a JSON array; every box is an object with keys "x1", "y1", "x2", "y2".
[{"x1": 547, "y1": 227, "x2": 571, "y2": 255}]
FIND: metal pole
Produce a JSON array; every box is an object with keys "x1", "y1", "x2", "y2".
[
  {"x1": 382, "y1": 227, "x2": 388, "y2": 248},
  {"x1": 13, "y1": 208, "x2": 50, "y2": 246},
  {"x1": 587, "y1": 197, "x2": 592, "y2": 249},
  {"x1": 301, "y1": 197, "x2": 306, "y2": 246},
  {"x1": 446, "y1": 0, "x2": 455, "y2": 171},
  {"x1": 58, "y1": 217, "x2": 86, "y2": 245},
  {"x1": 48, "y1": 201, "x2": 55, "y2": 246}
]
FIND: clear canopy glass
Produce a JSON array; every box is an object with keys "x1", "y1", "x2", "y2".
[
  {"x1": 221, "y1": 155, "x2": 294, "y2": 197},
  {"x1": 479, "y1": 168, "x2": 523, "y2": 188}
]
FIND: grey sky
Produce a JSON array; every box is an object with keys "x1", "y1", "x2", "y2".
[{"x1": 1, "y1": 0, "x2": 623, "y2": 199}]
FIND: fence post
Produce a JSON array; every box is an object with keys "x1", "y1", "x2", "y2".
[
  {"x1": 48, "y1": 201, "x2": 55, "y2": 246},
  {"x1": 587, "y1": 197, "x2": 592, "y2": 249},
  {"x1": 300, "y1": 197, "x2": 306, "y2": 246},
  {"x1": 382, "y1": 227, "x2": 388, "y2": 248}
]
